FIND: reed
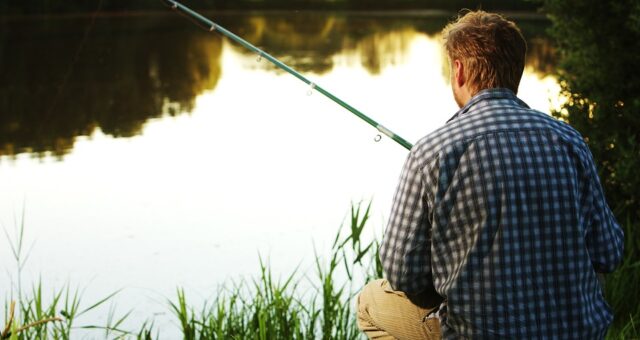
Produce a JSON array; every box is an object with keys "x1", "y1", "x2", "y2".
[
  {"x1": 1, "y1": 212, "x2": 128, "y2": 340},
  {"x1": 168, "y1": 201, "x2": 378, "y2": 340},
  {"x1": 604, "y1": 217, "x2": 640, "y2": 340}
]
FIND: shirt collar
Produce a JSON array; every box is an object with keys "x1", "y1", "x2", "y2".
[{"x1": 446, "y1": 88, "x2": 529, "y2": 123}]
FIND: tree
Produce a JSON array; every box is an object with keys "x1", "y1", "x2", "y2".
[{"x1": 541, "y1": 0, "x2": 640, "y2": 220}]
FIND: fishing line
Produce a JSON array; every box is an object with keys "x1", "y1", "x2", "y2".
[{"x1": 162, "y1": 0, "x2": 414, "y2": 151}]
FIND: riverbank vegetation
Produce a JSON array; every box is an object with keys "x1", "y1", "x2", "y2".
[
  {"x1": 2, "y1": 202, "x2": 381, "y2": 339},
  {"x1": 2, "y1": 203, "x2": 638, "y2": 339}
]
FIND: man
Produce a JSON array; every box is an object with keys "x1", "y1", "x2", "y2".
[{"x1": 357, "y1": 10, "x2": 624, "y2": 339}]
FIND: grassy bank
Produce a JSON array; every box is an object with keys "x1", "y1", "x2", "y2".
[
  {"x1": 167, "y1": 203, "x2": 379, "y2": 340},
  {"x1": 604, "y1": 215, "x2": 640, "y2": 339},
  {"x1": 1, "y1": 203, "x2": 381, "y2": 339},
  {"x1": 2, "y1": 203, "x2": 638, "y2": 339}
]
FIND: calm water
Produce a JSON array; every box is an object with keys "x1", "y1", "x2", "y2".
[{"x1": 0, "y1": 12, "x2": 559, "y2": 335}]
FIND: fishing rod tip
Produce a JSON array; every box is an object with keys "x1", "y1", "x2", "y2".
[{"x1": 160, "y1": 0, "x2": 178, "y2": 9}]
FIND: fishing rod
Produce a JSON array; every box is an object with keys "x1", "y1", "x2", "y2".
[{"x1": 162, "y1": 0, "x2": 413, "y2": 150}]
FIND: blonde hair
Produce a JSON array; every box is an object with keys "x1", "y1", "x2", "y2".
[{"x1": 442, "y1": 10, "x2": 527, "y2": 94}]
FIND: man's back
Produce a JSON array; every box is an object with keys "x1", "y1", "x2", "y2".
[
  {"x1": 380, "y1": 88, "x2": 624, "y2": 338},
  {"x1": 358, "y1": 11, "x2": 624, "y2": 340}
]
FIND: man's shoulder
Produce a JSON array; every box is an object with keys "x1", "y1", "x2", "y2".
[{"x1": 410, "y1": 102, "x2": 588, "y2": 167}]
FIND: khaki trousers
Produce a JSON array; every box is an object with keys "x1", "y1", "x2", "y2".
[{"x1": 357, "y1": 279, "x2": 442, "y2": 340}]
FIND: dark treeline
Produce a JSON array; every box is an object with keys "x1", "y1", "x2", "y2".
[
  {"x1": 1, "y1": 0, "x2": 539, "y2": 15},
  {"x1": 0, "y1": 16, "x2": 222, "y2": 157}
]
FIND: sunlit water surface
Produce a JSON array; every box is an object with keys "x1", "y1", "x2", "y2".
[{"x1": 0, "y1": 13, "x2": 559, "y2": 335}]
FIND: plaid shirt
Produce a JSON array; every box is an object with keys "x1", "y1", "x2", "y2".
[{"x1": 380, "y1": 88, "x2": 624, "y2": 339}]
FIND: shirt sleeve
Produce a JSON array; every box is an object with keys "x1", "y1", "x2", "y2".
[
  {"x1": 583, "y1": 150, "x2": 624, "y2": 273},
  {"x1": 379, "y1": 150, "x2": 434, "y2": 294}
]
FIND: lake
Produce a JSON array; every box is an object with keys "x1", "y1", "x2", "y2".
[{"x1": 0, "y1": 10, "x2": 559, "y2": 336}]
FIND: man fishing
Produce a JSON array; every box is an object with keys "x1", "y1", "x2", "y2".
[{"x1": 357, "y1": 10, "x2": 624, "y2": 339}]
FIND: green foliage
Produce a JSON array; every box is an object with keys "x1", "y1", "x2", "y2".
[
  {"x1": 604, "y1": 219, "x2": 640, "y2": 338},
  {"x1": 541, "y1": 0, "x2": 640, "y2": 220},
  {"x1": 1, "y1": 283, "x2": 142, "y2": 339}
]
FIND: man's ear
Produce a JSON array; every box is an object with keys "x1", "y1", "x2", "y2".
[{"x1": 454, "y1": 59, "x2": 465, "y2": 88}]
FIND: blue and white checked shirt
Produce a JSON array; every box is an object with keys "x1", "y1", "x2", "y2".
[{"x1": 380, "y1": 88, "x2": 624, "y2": 339}]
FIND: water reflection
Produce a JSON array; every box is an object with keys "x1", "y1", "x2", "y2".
[
  {"x1": 0, "y1": 16, "x2": 222, "y2": 158},
  {"x1": 0, "y1": 12, "x2": 555, "y2": 159}
]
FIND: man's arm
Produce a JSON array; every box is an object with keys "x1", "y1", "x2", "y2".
[
  {"x1": 584, "y1": 150, "x2": 624, "y2": 273},
  {"x1": 380, "y1": 150, "x2": 434, "y2": 295}
]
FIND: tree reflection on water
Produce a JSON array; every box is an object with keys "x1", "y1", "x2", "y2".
[{"x1": 0, "y1": 12, "x2": 555, "y2": 159}]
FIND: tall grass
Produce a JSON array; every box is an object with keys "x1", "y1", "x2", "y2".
[
  {"x1": 168, "y1": 201, "x2": 379, "y2": 340},
  {"x1": 1, "y1": 211, "x2": 129, "y2": 340},
  {"x1": 2, "y1": 202, "x2": 638, "y2": 339},
  {"x1": 604, "y1": 217, "x2": 640, "y2": 340}
]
